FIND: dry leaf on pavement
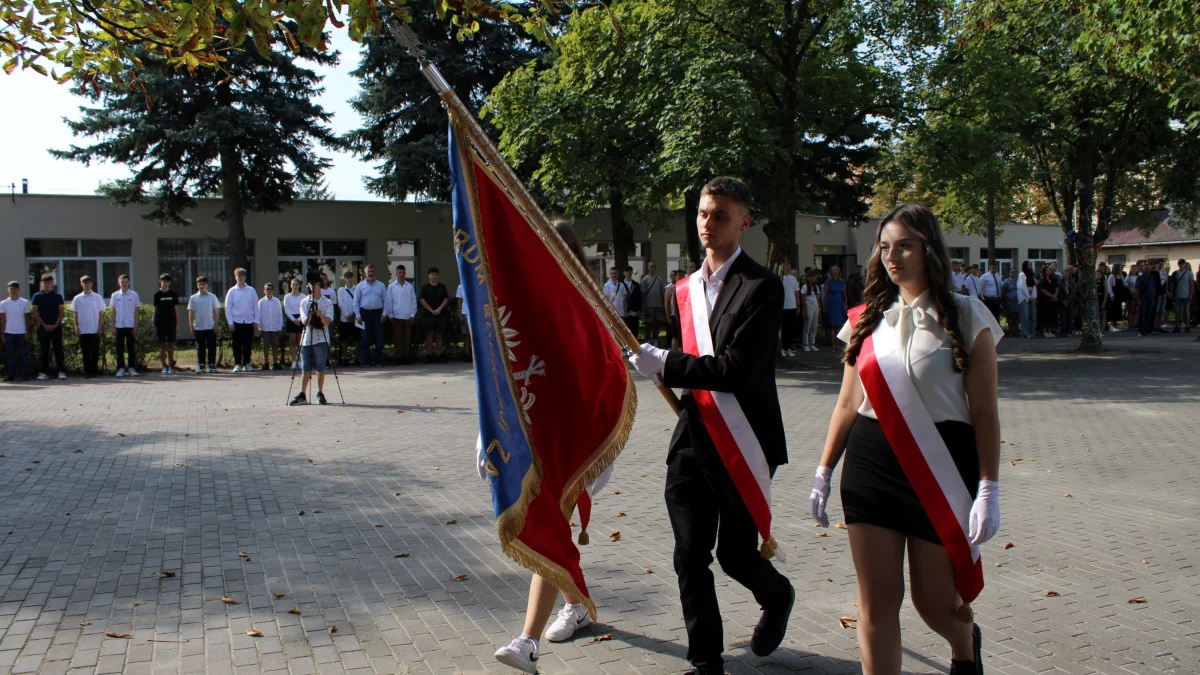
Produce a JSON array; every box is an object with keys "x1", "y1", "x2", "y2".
[
  {"x1": 375, "y1": 523, "x2": 384, "y2": 527},
  {"x1": 613, "y1": 490, "x2": 622, "y2": 495},
  {"x1": 816, "y1": 531, "x2": 828, "y2": 537},
  {"x1": 1127, "y1": 597, "x2": 1147, "y2": 604},
  {"x1": 835, "y1": 523, "x2": 847, "y2": 529},
  {"x1": 1044, "y1": 591, "x2": 1060, "y2": 597},
  {"x1": 1064, "y1": 493, "x2": 1072, "y2": 498},
  {"x1": 445, "y1": 519, "x2": 458, "y2": 524},
  {"x1": 106, "y1": 632, "x2": 132, "y2": 639},
  {"x1": 80, "y1": 621, "x2": 92, "y2": 626},
  {"x1": 645, "y1": 568, "x2": 653, "y2": 574},
  {"x1": 394, "y1": 553, "x2": 410, "y2": 558},
  {"x1": 585, "y1": 633, "x2": 614, "y2": 644},
  {"x1": 616, "y1": 512, "x2": 626, "y2": 517},
  {"x1": 158, "y1": 570, "x2": 176, "y2": 577},
  {"x1": 1004, "y1": 542, "x2": 1015, "y2": 550},
  {"x1": 328, "y1": 625, "x2": 337, "y2": 634},
  {"x1": 246, "y1": 630, "x2": 264, "y2": 637},
  {"x1": 238, "y1": 551, "x2": 250, "y2": 559},
  {"x1": 286, "y1": 608, "x2": 302, "y2": 615},
  {"x1": 610, "y1": 531, "x2": 621, "y2": 542},
  {"x1": 272, "y1": 592, "x2": 287, "y2": 598},
  {"x1": 839, "y1": 616, "x2": 858, "y2": 630},
  {"x1": 297, "y1": 510, "x2": 305, "y2": 515},
  {"x1": 450, "y1": 574, "x2": 468, "y2": 581},
  {"x1": 221, "y1": 596, "x2": 239, "y2": 604}
]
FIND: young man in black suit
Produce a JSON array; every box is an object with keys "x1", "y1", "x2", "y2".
[{"x1": 630, "y1": 177, "x2": 793, "y2": 674}]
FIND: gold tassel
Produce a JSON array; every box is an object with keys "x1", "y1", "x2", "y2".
[
  {"x1": 578, "y1": 529, "x2": 589, "y2": 546},
  {"x1": 956, "y1": 603, "x2": 973, "y2": 624},
  {"x1": 759, "y1": 535, "x2": 776, "y2": 560}
]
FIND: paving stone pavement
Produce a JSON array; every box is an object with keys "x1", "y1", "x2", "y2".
[{"x1": 1, "y1": 331, "x2": 1197, "y2": 675}]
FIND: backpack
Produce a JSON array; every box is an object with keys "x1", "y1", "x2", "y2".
[{"x1": 623, "y1": 280, "x2": 642, "y2": 313}]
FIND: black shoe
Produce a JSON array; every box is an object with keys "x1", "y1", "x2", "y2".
[
  {"x1": 950, "y1": 623, "x2": 984, "y2": 675},
  {"x1": 289, "y1": 392, "x2": 307, "y2": 406},
  {"x1": 750, "y1": 579, "x2": 794, "y2": 656},
  {"x1": 317, "y1": 392, "x2": 327, "y2": 405},
  {"x1": 2, "y1": 376, "x2": 14, "y2": 382},
  {"x1": 683, "y1": 667, "x2": 727, "y2": 675}
]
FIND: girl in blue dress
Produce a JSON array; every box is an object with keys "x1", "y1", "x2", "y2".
[{"x1": 823, "y1": 265, "x2": 847, "y2": 347}]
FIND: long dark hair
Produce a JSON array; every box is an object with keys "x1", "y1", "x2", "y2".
[
  {"x1": 843, "y1": 204, "x2": 970, "y2": 373},
  {"x1": 553, "y1": 220, "x2": 588, "y2": 266},
  {"x1": 1022, "y1": 260, "x2": 1035, "y2": 287}
]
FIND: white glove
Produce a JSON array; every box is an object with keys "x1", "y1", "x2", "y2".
[
  {"x1": 968, "y1": 480, "x2": 1000, "y2": 545},
  {"x1": 809, "y1": 466, "x2": 833, "y2": 528},
  {"x1": 627, "y1": 343, "x2": 667, "y2": 378},
  {"x1": 474, "y1": 435, "x2": 488, "y2": 482}
]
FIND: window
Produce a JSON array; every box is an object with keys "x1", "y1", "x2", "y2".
[
  {"x1": 979, "y1": 248, "x2": 1017, "y2": 276},
  {"x1": 583, "y1": 241, "x2": 649, "y2": 281},
  {"x1": 279, "y1": 240, "x2": 366, "y2": 290},
  {"x1": 1106, "y1": 253, "x2": 1127, "y2": 265},
  {"x1": 666, "y1": 243, "x2": 684, "y2": 277},
  {"x1": 1026, "y1": 248, "x2": 1062, "y2": 268},
  {"x1": 25, "y1": 238, "x2": 133, "y2": 300},
  {"x1": 158, "y1": 238, "x2": 256, "y2": 299},
  {"x1": 387, "y1": 240, "x2": 418, "y2": 284},
  {"x1": 947, "y1": 247, "x2": 969, "y2": 264}
]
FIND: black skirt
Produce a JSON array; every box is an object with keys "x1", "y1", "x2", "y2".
[
  {"x1": 285, "y1": 315, "x2": 302, "y2": 334},
  {"x1": 841, "y1": 415, "x2": 978, "y2": 545}
]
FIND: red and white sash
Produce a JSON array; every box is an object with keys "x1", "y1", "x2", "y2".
[
  {"x1": 849, "y1": 304, "x2": 983, "y2": 602},
  {"x1": 676, "y1": 272, "x2": 782, "y2": 561}
]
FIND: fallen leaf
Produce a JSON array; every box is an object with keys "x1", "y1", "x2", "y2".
[
  {"x1": 432, "y1": 467, "x2": 440, "y2": 470},
  {"x1": 238, "y1": 551, "x2": 250, "y2": 559},
  {"x1": 839, "y1": 616, "x2": 858, "y2": 630},
  {"x1": 1044, "y1": 591, "x2": 1060, "y2": 597},
  {"x1": 286, "y1": 608, "x2": 302, "y2": 615},
  {"x1": 1064, "y1": 493, "x2": 1072, "y2": 498},
  {"x1": 645, "y1": 568, "x2": 653, "y2": 574},
  {"x1": 1004, "y1": 542, "x2": 1015, "y2": 550},
  {"x1": 396, "y1": 410, "x2": 405, "y2": 414},
  {"x1": 73, "y1": 450, "x2": 82, "y2": 453},
  {"x1": 585, "y1": 633, "x2": 614, "y2": 644},
  {"x1": 80, "y1": 621, "x2": 92, "y2": 626},
  {"x1": 272, "y1": 592, "x2": 287, "y2": 598},
  {"x1": 158, "y1": 570, "x2": 176, "y2": 578},
  {"x1": 375, "y1": 523, "x2": 384, "y2": 528},
  {"x1": 1142, "y1": 560, "x2": 1149, "y2": 564},
  {"x1": 610, "y1": 531, "x2": 621, "y2": 542},
  {"x1": 445, "y1": 519, "x2": 458, "y2": 525},
  {"x1": 24, "y1": 467, "x2": 31, "y2": 471},
  {"x1": 394, "y1": 492, "x2": 401, "y2": 496},
  {"x1": 995, "y1": 563, "x2": 1002, "y2": 568},
  {"x1": 612, "y1": 490, "x2": 622, "y2": 495},
  {"x1": 117, "y1": 433, "x2": 127, "y2": 437},
  {"x1": 246, "y1": 630, "x2": 264, "y2": 637},
  {"x1": 826, "y1": 577, "x2": 833, "y2": 582},
  {"x1": 640, "y1": 474, "x2": 647, "y2": 477},
  {"x1": 394, "y1": 553, "x2": 409, "y2": 558},
  {"x1": 297, "y1": 510, "x2": 305, "y2": 516},
  {"x1": 450, "y1": 574, "x2": 468, "y2": 581},
  {"x1": 835, "y1": 523, "x2": 847, "y2": 529},
  {"x1": 616, "y1": 511, "x2": 626, "y2": 517},
  {"x1": 328, "y1": 625, "x2": 337, "y2": 634},
  {"x1": 569, "y1": 521, "x2": 577, "y2": 526},
  {"x1": 1008, "y1": 442, "x2": 1016, "y2": 446},
  {"x1": 1127, "y1": 597, "x2": 1147, "y2": 604},
  {"x1": 307, "y1": 459, "x2": 314, "y2": 463},
  {"x1": 1009, "y1": 461, "x2": 1015, "y2": 467},
  {"x1": 1079, "y1": 433, "x2": 1085, "y2": 438},
  {"x1": 1047, "y1": 469, "x2": 1053, "y2": 473},
  {"x1": 313, "y1": 510, "x2": 322, "y2": 513},
  {"x1": 30, "y1": 460, "x2": 39, "y2": 464},
  {"x1": 1011, "y1": 457, "x2": 1023, "y2": 462},
  {"x1": 221, "y1": 596, "x2": 239, "y2": 605},
  {"x1": 106, "y1": 632, "x2": 132, "y2": 639},
  {"x1": 176, "y1": 463, "x2": 187, "y2": 467},
  {"x1": 428, "y1": 408, "x2": 438, "y2": 412},
  {"x1": 816, "y1": 531, "x2": 828, "y2": 537}
]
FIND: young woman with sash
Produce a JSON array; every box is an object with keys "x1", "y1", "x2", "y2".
[{"x1": 809, "y1": 204, "x2": 1003, "y2": 675}]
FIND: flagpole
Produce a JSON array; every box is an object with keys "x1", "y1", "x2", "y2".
[{"x1": 389, "y1": 21, "x2": 682, "y2": 416}]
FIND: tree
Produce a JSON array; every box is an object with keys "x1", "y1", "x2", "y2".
[
  {"x1": 51, "y1": 34, "x2": 336, "y2": 273},
  {"x1": 342, "y1": 0, "x2": 544, "y2": 202},
  {"x1": 953, "y1": 0, "x2": 1199, "y2": 351}
]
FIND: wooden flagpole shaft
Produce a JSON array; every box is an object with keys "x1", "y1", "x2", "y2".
[{"x1": 388, "y1": 22, "x2": 682, "y2": 416}]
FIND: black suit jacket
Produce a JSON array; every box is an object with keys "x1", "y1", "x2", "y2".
[{"x1": 663, "y1": 251, "x2": 787, "y2": 468}]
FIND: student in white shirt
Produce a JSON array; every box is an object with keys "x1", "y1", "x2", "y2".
[
  {"x1": 283, "y1": 278, "x2": 305, "y2": 369},
  {"x1": 69, "y1": 275, "x2": 107, "y2": 378},
  {"x1": 780, "y1": 260, "x2": 801, "y2": 357},
  {"x1": 602, "y1": 267, "x2": 627, "y2": 316},
  {"x1": 258, "y1": 283, "x2": 285, "y2": 371},
  {"x1": 978, "y1": 263, "x2": 1003, "y2": 320},
  {"x1": 108, "y1": 274, "x2": 141, "y2": 377},
  {"x1": 336, "y1": 270, "x2": 359, "y2": 365},
  {"x1": 224, "y1": 267, "x2": 260, "y2": 372},
  {"x1": 187, "y1": 276, "x2": 221, "y2": 373},
  {"x1": 290, "y1": 278, "x2": 335, "y2": 406},
  {"x1": 962, "y1": 265, "x2": 983, "y2": 298},
  {"x1": 812, "y1": 204, "x2": 1001, "y2": 675},
  {"x1": 385, "y1": 264, "x2": 417, "y2": 364},
  {"x1": 1017, "y1": 261, "x2": 1037, "y2": 338},
  {"x1": 951, "y1": 262, "x2": 968, "y2": 295},
  {"x1": 800, "y1": 270, "x2": 823, "y2": 351},
  {"x1": 1, "y1": 280, "x2": 33, "y2": 381}
]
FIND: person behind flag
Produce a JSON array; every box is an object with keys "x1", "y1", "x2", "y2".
[
  {"x1": 809, "y1": 204, "x2": 1002, "y2": 675},
  {"x1": 628, "y1": 177, "x2": 794, "y2": 674},
  {"x1": 490, "y1": 221, "x2": 612, "y2": 672},
  {"x1": 336, "y1": 270, "x2": 360, "y2": 365},
  {"x1": 602, "y1": 267, "x2": 627, "y2": 315}
]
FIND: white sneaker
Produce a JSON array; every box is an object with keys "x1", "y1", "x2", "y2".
[
  {"x1": 545, "y1": 603, "x2": 591, "y2": 642},
  {"x1": 57, "y1": 372, "x2": 67, "y2": 380},
  {"x1": 806, "y1": 345, "x2": 815, "y2": 352},
  {"x1": 128, "y1": 368, "x2": 138, "y2": 377},
  {"x1": 36, "y1": 373, "x2": 48, "y2": 381},
  {"x1": 162, "y1": 367, "x2": 168, "y2": 375},
  {"x1": 245, "y1": 364, "x2": 255, "y2": 372},
  {"x1": 494, "y1": 636, "x2": 539, "y2": 673},
  {"x1": 115, "y1": 369, "x2": 126, "y2": 378},
  {"x1": 233, "y1": 365, "x2": 243, "y2": 373},
  {"x1": 781, "y1": 349, "x2": 788, "y2": 357},
  {"x1": 167, "y1": 367, "x2": 174, "y2": 374}
]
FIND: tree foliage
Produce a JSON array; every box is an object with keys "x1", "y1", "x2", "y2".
[
  {"x1": 342, "y1": 0, "x2": 544, "y2": 202},
  {"x1": 51, "y1": 33, "x2": 337, "y2": 272}
]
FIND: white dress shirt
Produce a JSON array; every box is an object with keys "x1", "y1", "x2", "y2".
[
  {"x1": 283, "y1": 293, "x2": 303, "y2": 320},
  {"x1": 952, "y1": 272, "x2": 967, "y2": 294},
  {"x1": 837, "y1": 291, "x2": 1002, "y2": 424},
  {"x1": 1017, "y1": 273, "x2": 1035, "y2": 304},
  {"x1": 299, "y1": 296, "x2": 334, "y2": 346},
  {"x1": 700, "y1": 246, "x2": 742, "y2": 313},
  {"x1": 781, "y1": 273, "x2": 799, "y2": 310},
  {"x1": 109, "y1": 289, "x2": 141, "y2": 329},
  {"x1": 224, "y1": 284, "x2": 260, "y2": 326},
  {"x1": 258, "y1": 296, "x2": 284, "y2": 332},
  {"x1": 69, "y1": 291, "x2": 106, "y2": 334},
  {"x1": 979, "y1": 272, "x2": 1002, "y2": 299},
  {"x1": 337, "y1": 286, "x2": 357, "y2": 322},
  {"x1": 385, "y1": 280, "x2": 417, "y2": 320},
  {"x1": 603, "y1": 280, "x2": 628, "y2": 316},
  {"x1": 963, "y1": 274, "x2": 982, "y2": 298}
]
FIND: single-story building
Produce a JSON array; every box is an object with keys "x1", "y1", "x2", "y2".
[{"x1": 1101, "y1": 209, "x2": 1200, "y2": 273}]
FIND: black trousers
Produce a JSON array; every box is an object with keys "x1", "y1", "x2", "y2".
[
  {"x1": 781, "y1": 309, "x2": 798, "y2": 350},
  {"x1": 115, "y1": 326, "x2": 137, "y2": 370},
  {"x1": 623, "y1": 315, "x2": 640, "y2": 339},
  {"x1": 232, "y1": 322, "x2": 254, "y2": 366},
  {"x1": 38, "y1": 326, "x2": 65, "y2": 374},
  {"x1": 79, "y1": 333, "x2": 100, "y2": 377},
  {"x1": 665, "y1": 435, "x2": 787, "y2": 670},
  {"x1": 195, "y1": 329, "x2": 216, "y2": 367}
]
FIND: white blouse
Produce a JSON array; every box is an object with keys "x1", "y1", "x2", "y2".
[{"x1": 837, "y1": 291, "x2": 1002, "y2": 424}]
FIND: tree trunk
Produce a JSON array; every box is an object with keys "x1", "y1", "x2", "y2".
[
  {"x1": 684, "y1": 188, "x2": 701, "y2": 268},
  {"x1": 217, "y1": 81, "x2": 251, "y2": 280},
  {"x1": 1074, "y1": 140, "x2": 1103, "y2": 353},
  {"x1": 986, "y1": 186, "x2": 996, "y2": 269},
  {"x1": 609, "y1": 188, "x2": 628, "y2": 273}
]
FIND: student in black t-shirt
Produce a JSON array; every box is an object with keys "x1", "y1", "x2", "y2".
[
  {"x1": 30, "y1": 274, "x2": 66, "y2": 380},
  {"x1": 153, "y1": 273, "x2": 180, "y2": 374},
  {"x1": 418, "y1": 267, "x2": 450, "y2": 362}
]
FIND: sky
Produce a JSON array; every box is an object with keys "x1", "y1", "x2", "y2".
[{"x1": 0, "y1": 30, "x2": 387, "y2": 202}]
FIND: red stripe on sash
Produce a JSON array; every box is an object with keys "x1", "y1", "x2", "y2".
[
  {"x1": 675, "y1": 277, "x2": 773, "y2": 542},
  {"x1": 857, "y1": 329, "x2": 984, "y2": 603}
]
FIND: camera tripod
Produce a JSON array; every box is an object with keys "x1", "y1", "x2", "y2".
[{"x1": 285, "y1": 294, "x2": 345, "y2": 405}]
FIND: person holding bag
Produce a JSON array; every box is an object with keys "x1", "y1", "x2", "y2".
[{"x1": 809, "y1": 204, "x2": 1002, "y2": 675}]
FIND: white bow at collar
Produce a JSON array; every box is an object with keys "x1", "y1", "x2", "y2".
[{"x1": 882, "y1": 291, "x2": 939, "y2": 328}]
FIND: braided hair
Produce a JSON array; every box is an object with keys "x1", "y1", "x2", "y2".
[{"x1": 843, "y1": 204, "x2": 971, "y2": 373}]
